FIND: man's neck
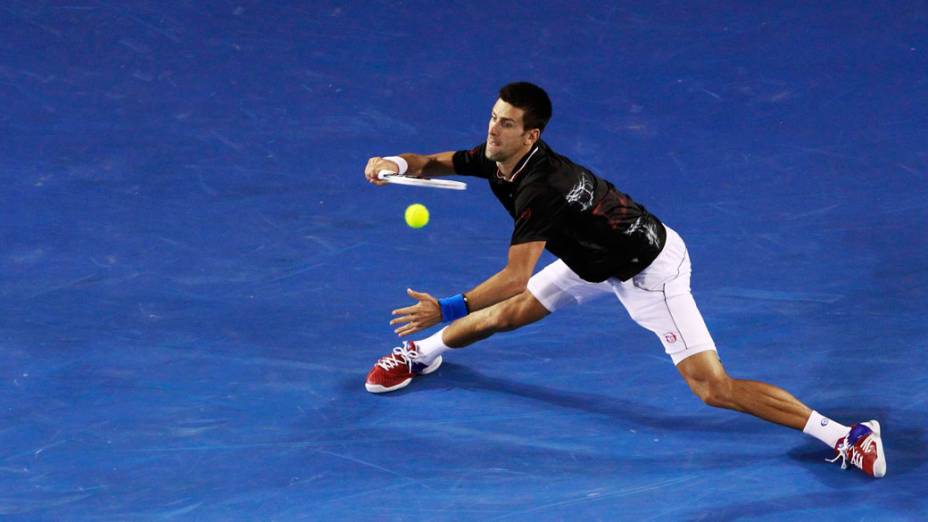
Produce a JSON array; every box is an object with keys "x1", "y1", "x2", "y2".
[{"x1": 497, "y1": 144, "x2": 536, "y2": 179}]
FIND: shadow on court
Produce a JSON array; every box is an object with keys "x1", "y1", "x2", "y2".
[{"x1": 365, "y1": 362, "x2": 776, "y2": 435}]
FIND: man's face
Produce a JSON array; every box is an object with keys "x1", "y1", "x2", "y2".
[{"x1": 485, "y1": 99, "x2": 533, "y2": 162}]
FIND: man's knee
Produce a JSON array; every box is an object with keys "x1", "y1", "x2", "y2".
[
  {"x1": 677, "y1": 351, "x2": 734, "y2": 408},
  {"x1": 691, "y1": 376, "x2": 734, "y2": 408},
  {"x1": 489, "y1": 291, "x2": 549, "y2": 332}
]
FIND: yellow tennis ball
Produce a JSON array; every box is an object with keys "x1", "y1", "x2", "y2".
[{"x1": 404, "y1": 203, "x2": 429, "y2": 229}]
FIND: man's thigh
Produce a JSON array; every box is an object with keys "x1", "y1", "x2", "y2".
[
  {"x1": 612, "y1": 227, "x2": 718, "y2": 365},
  {"x1": 527, "y1": 259, "x2": 613, "y2": 312}
]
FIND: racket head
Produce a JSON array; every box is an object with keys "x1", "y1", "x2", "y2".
[{"x1": 377, "y1": 171, "x2": 467, "y2": 190}]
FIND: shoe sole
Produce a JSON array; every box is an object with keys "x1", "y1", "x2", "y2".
[
  {"x1": 365, "y1": 379, "x2": 411, "y2": 393},
  {"x1": 862, "y1": 420, "x2": 887, "y2": 478},
  {"x1": 419, "y1": 355, "x2": 443, "y2": 375},
  {"x1": 365, "y1": 355, "x2": 443, "y2": 394}
]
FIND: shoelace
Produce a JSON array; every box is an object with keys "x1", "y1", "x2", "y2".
[
  {"x1": 828, "y1": 433, "x2": 874, "y2": 470},
  {"x1": 376, "y1": 343, "x2": 420, "y2": 371},
  {"x1": 827, "y1": 439, "x2": 849, "y2": 469}
]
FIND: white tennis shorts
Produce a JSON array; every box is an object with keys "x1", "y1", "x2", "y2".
[{"x1": 527, "y1": 226, "x2": 717, "y2": 365}]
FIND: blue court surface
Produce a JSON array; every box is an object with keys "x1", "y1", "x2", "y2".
[{"x1": 2, "y1": 1, "x2": 926, "y2": 520}]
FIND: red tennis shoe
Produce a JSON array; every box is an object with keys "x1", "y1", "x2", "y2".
[
  {"x1": 828, "y1": 420, "x2": 886, "y2": 478},
  {"x1": 365, "y1": 341, "x2": 442, "y2": 393}
]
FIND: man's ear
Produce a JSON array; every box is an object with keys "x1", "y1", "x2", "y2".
[{"x1": 525, "y1": 128, "x2": 541, "y2": 145}]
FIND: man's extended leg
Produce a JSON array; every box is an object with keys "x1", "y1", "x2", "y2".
[
  {"x1": 675, "y1": 349, "x2": 886, "y2": 477},
  {"x1": 676, "y1": 350, "x2": 811, "y2": 429},
  {"x1": 616, "y1": 226, "x2": 886, "y2": 477}
]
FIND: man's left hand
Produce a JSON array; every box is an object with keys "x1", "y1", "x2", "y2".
[{"x1": 391, "y1": 288, "x2": 441, "y2": 336}]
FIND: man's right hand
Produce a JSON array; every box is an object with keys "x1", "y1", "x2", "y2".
[{"x1": 364, "y1": 156, "x2": 402, "y2": 186}]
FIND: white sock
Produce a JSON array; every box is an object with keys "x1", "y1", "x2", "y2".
[
  {"x1": 803, "y1": 410, "x2": 850, "y2": 448},
  {"x1": 413, "y1": 327, "x2": 452, "y2": 364}
]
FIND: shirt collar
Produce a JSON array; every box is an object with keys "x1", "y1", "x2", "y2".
[{"x1": 496, "y1": 144, "x2": 541, "y2": 183}]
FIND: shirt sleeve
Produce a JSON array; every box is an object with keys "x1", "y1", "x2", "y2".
[
  {"x1": 452, "y1": 142, "x2": 494, "y2": 179},
  {"x1": 511, "y1": 183, "x2": 561, "y2": 245}
]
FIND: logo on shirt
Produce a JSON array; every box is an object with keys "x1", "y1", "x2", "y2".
[
  {"x1": 566, "y1": 173, "x2": 595, "y2": 211},
  {"x1": 664, "y1": 332, "x2": 678, "y2": 344},
  {"x1": 625, "y1": 217, "x2": 661, "y2": 248}
]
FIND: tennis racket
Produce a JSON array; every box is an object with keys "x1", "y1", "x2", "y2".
[{"x1": 377, "y1": 170, "x2": 467, "y2": 190}]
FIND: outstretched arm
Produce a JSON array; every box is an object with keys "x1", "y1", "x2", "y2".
[
  {"x1": 462, "y1": 241, "x2": 545, "y2": 313},
  {"x1": 391, "y1": 241, "x2": 546, "y2": 336},
  {"x1": 364, "y1": 151, "x2": 456, "y2": 186}
]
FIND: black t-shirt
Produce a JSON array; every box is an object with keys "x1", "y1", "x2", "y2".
[{"x1": 452, "y1": 140, "x2": 666, "y2": 282}]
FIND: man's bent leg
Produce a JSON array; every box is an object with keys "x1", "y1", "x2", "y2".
[
  {"x1": 417, "y1": 259, "x2": 610, "y2": 359},
  {"x1": 367, "y1": 259, "x2": 607, "y2": 394},
  {"x1": 444, "y1": 290, "x2": 550, "y2": 347},
  {"x1": 367, "y1": 289, "x2": 549, "y2": 391},
  {"x1": 676, "y1": 350, "x2": 812, "y2": 429}
]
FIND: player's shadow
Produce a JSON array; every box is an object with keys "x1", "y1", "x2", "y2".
[
  {"x1": 388, "y1": 361, "x2": 771, "y2": 434},
  {"x1": 349, "y1": 365, "x2": 919, "y2": 483}
]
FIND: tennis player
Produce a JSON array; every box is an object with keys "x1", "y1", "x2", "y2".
[{"x1": 362, "y1": 82, "x2": 885, "y2": 478}]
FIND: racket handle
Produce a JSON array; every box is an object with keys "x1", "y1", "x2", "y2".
[{"x1": 377, "y1": 169, "x2": 396, "y2": 180}]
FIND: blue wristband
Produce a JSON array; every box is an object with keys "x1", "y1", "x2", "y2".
[{"x1": 438, "y1": 293, "x2": 469, "y2": 322}]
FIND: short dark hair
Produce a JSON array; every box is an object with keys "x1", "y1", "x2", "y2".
[{"x1": 498, "y1": 82, "x2": 552, "y2": 133}]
